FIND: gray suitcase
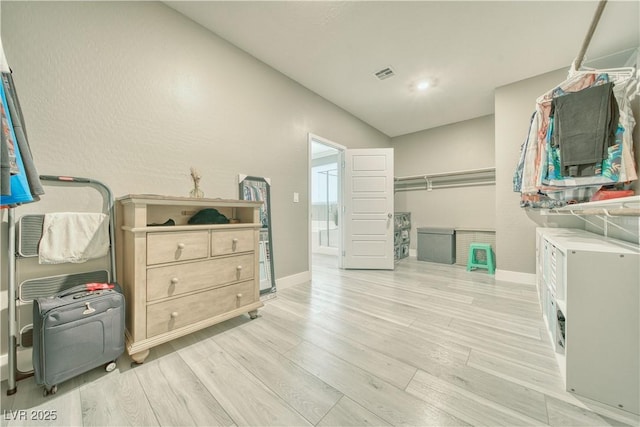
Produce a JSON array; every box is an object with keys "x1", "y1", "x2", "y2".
[{"x1": 32, "y1": 282, "x2": 125, "y2": 396}]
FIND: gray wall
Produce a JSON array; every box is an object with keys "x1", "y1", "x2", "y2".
[
  {"x1": 392, "y1": 115, "x2": 495, "y2": 248},
  {"x1": 0, "y1": 0, "x2": 390, "y2": 278}
]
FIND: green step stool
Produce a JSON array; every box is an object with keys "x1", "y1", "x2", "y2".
[{"x1": 466, "y1": 243, "x2": 495, "y2": 274}]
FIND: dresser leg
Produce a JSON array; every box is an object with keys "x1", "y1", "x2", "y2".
[
  {"x1": 248, "y1": 310, "x2": 258, "y2": 320},
  {"x1": 130, "y1": 349, "x2": 150, "y2": 364}
]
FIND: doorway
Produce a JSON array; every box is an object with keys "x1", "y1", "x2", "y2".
[{"x1": 308, "y1": 134, "x2": 345, "y2": 271}]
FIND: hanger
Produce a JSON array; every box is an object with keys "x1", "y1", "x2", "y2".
[
  {"x1": 536, "y1": 72, "x2": 594, "y2": 104},
  {"x1": 574, "y1": 66, "x2": 639, "y2": 98},
  {"x1": 570, "y1": 66, "x2": 636, "y2": 84},
  {"x1": 537, "y1": 65, "x2": 639, "y2": 105},
  {"x1": 570, "y1": 65, "x2": 635, "y2": 77}
]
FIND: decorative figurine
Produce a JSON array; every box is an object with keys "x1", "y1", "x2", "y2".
[{"x1": 189, "y1": 167, "x2": 204, "y2": 198}]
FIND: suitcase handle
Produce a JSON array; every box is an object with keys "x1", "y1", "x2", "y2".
[
  {"x1": 85, "y1": 283, "x2": 114, "y2": 291},
  {"x1": 56, "y1": 283, "x2": 116, "y2": 298},
  {"x1": 73, "y1": 291, "x2": 104, "y2": 299}
]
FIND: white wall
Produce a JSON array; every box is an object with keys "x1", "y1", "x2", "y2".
[
  {"x1": 392, "y1": 115, "x2": 495, "y2": 249},
  {"x1": 0, "y1": 1, "x2": 390, "y2": 371}
]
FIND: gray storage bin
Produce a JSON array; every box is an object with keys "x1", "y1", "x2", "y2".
[{"x1": 417, "y1": 227, "x2": 455, "y2": 264}]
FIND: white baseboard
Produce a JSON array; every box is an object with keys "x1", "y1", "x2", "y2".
[
  {"x1": 495, "y1": 269, "x2": 536, "y2": 285},
  {"x1": 276, "y1": 271, "x2": 311, "y2": 290}
]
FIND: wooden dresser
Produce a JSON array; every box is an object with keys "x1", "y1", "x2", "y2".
[{"x1": 116, "y1": 195, "x2": 264, "y2": 363}]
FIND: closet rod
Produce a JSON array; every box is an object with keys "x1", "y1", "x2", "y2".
[
  {"x1": 395, "y1": 180, "x2": 495, "y2": 192},
  {"x1": 395, "y1": 167, "x2": 495, "y2": 182},
  {"x1": 571, "y1": 0, "x2": 608, "y2": 72}
]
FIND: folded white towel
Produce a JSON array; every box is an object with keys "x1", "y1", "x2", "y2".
[{"x1": 38, "y1": 212, "x2": 110, "y2": 264}]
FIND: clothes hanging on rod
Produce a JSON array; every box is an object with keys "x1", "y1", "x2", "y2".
[
  {"x1": 514, "y1": 67, "x2": 638, "y2": 209},
  {"x1": 518, "y1": 73, "x2": 597, "y2": 196}
]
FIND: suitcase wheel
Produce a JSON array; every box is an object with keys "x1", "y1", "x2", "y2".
[
  {"x1": 43, "y1": 385, "x2": 57, "y2": 397},
  {"x1": 105, "y1": 361, "x2": 117, "y2": 372}
]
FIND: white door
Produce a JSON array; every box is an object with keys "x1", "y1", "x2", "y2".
[{"x1": 343, "y1": 148, "x2": 394, "y2": 270}]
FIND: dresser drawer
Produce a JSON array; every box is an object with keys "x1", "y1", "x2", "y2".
[
  {"x1": 147, "y1": 254, "x2": 255, "y2": 301},
  {"x1": 146, "y1": 280, "x2": 256, "y2": 337},
  {"x1": 211, "y1": 229, "x2": 255, "y2": 255},
  {"x1": 147, "y1": 231, "x2": 209, "y2": 265}
]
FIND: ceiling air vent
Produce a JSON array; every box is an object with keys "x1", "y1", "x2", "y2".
[{"x1": 374, "y1": 67, "x2": 395, "y2": 80}]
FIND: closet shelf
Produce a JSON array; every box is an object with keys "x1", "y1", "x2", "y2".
[
  {"x1": 538, "y1": 195, "x2": 640, "y2": 217},
  {"x1": 394, "y1": 167, "x2": 495, "y2": 192}
]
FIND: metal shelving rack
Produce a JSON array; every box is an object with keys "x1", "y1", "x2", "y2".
[{"x1": 394, "y1": 212, "x2": 411, "y2": 261}]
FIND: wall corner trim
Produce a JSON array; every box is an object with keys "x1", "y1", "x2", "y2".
[{"x1": 495, "y1": 269, "x2": 536, "y2": 286}]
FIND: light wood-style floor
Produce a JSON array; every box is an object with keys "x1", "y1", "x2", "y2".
[{"x1": 2, "y1": 255, "x2": 638, "y2": 426}]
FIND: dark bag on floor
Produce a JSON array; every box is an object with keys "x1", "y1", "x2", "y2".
[{"x1": 32, "y1": 282, "x2": 125, "y2": 394}]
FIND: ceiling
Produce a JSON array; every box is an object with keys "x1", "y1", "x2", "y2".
[{"x1": 165, "y1": 1, "x2": 640, "y2": 138}]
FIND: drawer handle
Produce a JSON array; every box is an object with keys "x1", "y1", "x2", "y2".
[
  {"x1": 236, "y1": 265, "x2": 243, "y2": 271},
  {"x1": 170, "y1": 277, "x2": 179, "y2": 285},
  {"x1": 171, "y1": 311, "x2": 179, "y2": 318},
  {"x1": 177, "y1": 243, "x2": 185, "y2": 250},
  {"x1": 236, "y1": 293, "x2": 243, "y2": 299},
  {"x1": 232, "y1": 238, "x2": 239, "y2": 250}
]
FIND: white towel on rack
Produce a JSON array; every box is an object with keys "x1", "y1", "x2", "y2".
[{"x1": 38, "y1": 212, "x2": 109, "y2": 264}]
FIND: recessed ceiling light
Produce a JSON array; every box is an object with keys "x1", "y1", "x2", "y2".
[{"x1": 417, "y1": 80, "x2": 430, "y2": 91}]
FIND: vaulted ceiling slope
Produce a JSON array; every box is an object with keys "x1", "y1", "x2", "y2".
[{"x1": 165, "y1": 1, "x2": 640, "y2": 137}]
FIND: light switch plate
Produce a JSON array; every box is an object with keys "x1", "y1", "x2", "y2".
[{"x1": 293, "y1": 192, "x2": 299, "y2": 203}]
